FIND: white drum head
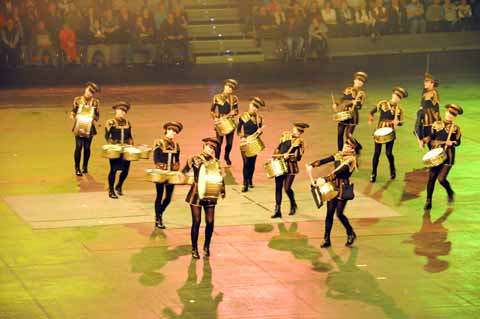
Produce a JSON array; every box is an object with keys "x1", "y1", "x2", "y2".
[
  {"x1": 423, "y1": 148, "x2": 444, "y2": 161},
  {"x1": 374, "y1": 127, "x2": 393, "y2": 136}
]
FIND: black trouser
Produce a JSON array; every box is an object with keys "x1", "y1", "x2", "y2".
[
  {"x1": 190, "y1": 205, "x2": 215, "y2": 251},
  {"x1": 215, "y1": 131, "x2": 234, "y2": 161},
  {"x1": 241, "y1": 152, "x2": 257, "y2": 185},
  {"x1": 74, "y1": 136, "x2": 93, "y2": 170},
  {"x1": 275, "y1": 174, "x2": 296, "y2": 207},
  {"x1": 426, "y1": 164, "x2": 453, "y2": 201},
  {"x1": 324, "y1": 198, "x2": 354, "y2": 240},
  {"x1": 108, "y1": 159, "x2": 130, "y2": 191},
  {"x1": 155, "y1": 183, "x2": 175, "y2": 220},
  {"x1": 371, "y1": 140, "x2": 395, "y2": 176},
  {"x1": 337, "y1": 123, "x2": 357, "y2": 151}
]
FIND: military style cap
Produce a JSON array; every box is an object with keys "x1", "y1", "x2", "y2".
[
  {"x1": 202, "y1": 137, "x2": 221, "y2": 149},
  {"x1": 223, "y1": 78, "x2": 239, "y2": 90},
  {"x1": 112, "y1": 101, "x2": 131, "y2": 113},
  {"x1": 354, "y1": 71, "x2": 368, "y2": 83},
  {"x1": 392, "y1": 87, "x2": 408, "y2": 99},
  {"x1": 85, "y1": 81, "x2": 100, "y2": 93},
  {"x1": 345, "y1": 134, "x2": 361, "y2": 152},
  {"x1": 250, "y1": 97, "x2": 266, "y2": 108},
  {"x1": 445, "y1": 103, "x2": 463, "y2": 116},
  {"x1": 163, "y1": 121, "x2": 183, "y2": 133},
  {"x1": 424, "y1": 73, "x2": 439, "y2": 87},
  {"x1": 293, "y1": 122, "x2": 310, "y2": 132}
]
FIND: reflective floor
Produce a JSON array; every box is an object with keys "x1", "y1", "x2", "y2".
[{"x1": 0, "y1": 71, "x2": 479, "y2": 318}]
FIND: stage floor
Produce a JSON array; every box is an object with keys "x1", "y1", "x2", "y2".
[{"x1": 1, "y1": 71, "x2": 480, "y2": 318}]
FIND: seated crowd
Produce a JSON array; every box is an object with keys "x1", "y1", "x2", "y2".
[{"x1": 0, "y1": 0, "x2": 189, "y2": 68}]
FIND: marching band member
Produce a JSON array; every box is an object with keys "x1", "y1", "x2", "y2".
[
  {"x1": 182, "y1": 137, "x2": 226, "y2": 259},
  {"x1": 368, "y1": 87, "x2": 408, "y2": 182},
  {"x1": 70, "y1": 82, "x2": 100, "y2": 176},
  {"x1": 415, "y1": 73, "x2": 441, "y2": 149},
  {"x1": 237, "y1": 97, "x2": 265, "y2": 192},
  {"x1": 424, "y1": 104, "x2": 462, "y2": 210},
  {"x1": 332, "y1": 71, "x2": 367, "y2": 151},
  {"x1": 306, "y1": 135, "x2": 360, "y2": 248},
  {"x1": 210, "y1": 79, "x2": 239, "y2": 166},
  {"x1": 153, "y1": 121, "x2": 183, "y2": 229},
  {"x1": 105, "y1": 102, "x2": 133, "y2": 199},
  {"x1": 271, "y1": 123, "x2": 309, "y2": 219}
]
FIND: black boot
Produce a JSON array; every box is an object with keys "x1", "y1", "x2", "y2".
[
  {"x1": 289, "y1": 201, "x2": 297, "y2": 215},
  {"x1": 241, "y1": 182, "x2": 248, "y2": 193},
  {"x1": 248, "y1": 179, "x2": 254, "y2": 188},
  {"x1": 346, "y1": 232, "x2": 357, "y2": 247},
  {"x1": 370, "y1": 174, "x2": 376, "y2": 183},
  {"x1": 320, "y1": 237, "x2": 331, "y2": 248},
  {"x1": 390, "y1": 167, "x2": 396, "y2": 180},
  {"x1": 82, "y1": 166, "x2": 88, "y2": 174},
  {"x1": 271, "y1": 205, "x2": 282, "y2": 218},
  {"x1": 448, "y1": 191, "x2": 455, "y2": 204},
  {"x1": 424, "y1": 199, "x2": 432, "y2": 210},
  {"x1": 115, "y1": 185, "x2": 123, "y2": 196},
  {"x1": 109, "y1": 189, "x2": 118, "y2": 199},
  {"x1": 155, "y1": 215, "x2": 166, "y2": 229},
  {"x1": 203, "y1": 246, "x2": 210, "y2": 258},
  {"x1": 191, "y1": 249, "x2": 200, "y2": 259},
  {"x1": 75, "y1": 167, "x2": 83, "y2": 176},
  {"x1": 225, "y1": 157, "x2": 232, "y2": 166}
]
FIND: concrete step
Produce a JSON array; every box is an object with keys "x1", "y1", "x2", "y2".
[
  {"x1": 183, "y1": 0, "x2": 238, "y2": 8},
  {"x1": 187, "y1": 23, "x2": 244, "y2": 39},
  {"x1": 195, "y1": 53, "x2": 265, "y2": 64},
  {"x1": 190, "y1": 39, "x2": 260, "y2": 55},
  {"x1": 186, "y1": 8, "x2": 240, "y2": 23}
]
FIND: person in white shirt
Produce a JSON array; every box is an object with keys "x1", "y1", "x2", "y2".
[
  {"x1": 354, "y1": 3, "x2": 375, "y2": 36},
  {"x1": 321, "y1": 1, "x2": 339, "y2": 36},
  {"x1": 457, "y1": 0, "x2": 473, "y2": 30}
]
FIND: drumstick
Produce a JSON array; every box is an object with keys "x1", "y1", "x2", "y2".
[
  {"x1": 444, "y1": 122, "x2": 455, "y2": 150},
  {"x1": 331, "y1": 93, "x2": 337, "y2": 112}
]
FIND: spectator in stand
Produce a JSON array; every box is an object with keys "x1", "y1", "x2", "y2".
[
  {"x1": 21, "y1": 0, "x2": 38, "y2": 64},
  {"x1": 58, "y1": 0, "x2": 75, "y2": 17},
  {"x1": 1, "y1": 17, "x2": 21, "y2": 67},
  {"x1": 338, "y1": 0, "x2": 355, "y2": 36},
  {"x1": 406, "y1": 0, "x2": 426, "y2": 33},
  {"x1": 389, "y1": 0, "x2": 407, "y2": 33},
  {"x1": 307, "y1": 15, "x2": 328, "y2": 58},
  {"x1": 1, "y1": 0, "x2": 16, "y2": 18},
  {"x1": 443, "y1": 0, "x2": 458, "y2": 31},
  {"x1": 287, "y1": 1, "x2": 306, "y2": 18},
  {"x1": 321, "y1": 1, "x2": 339, "y2": 36},
  {"x1": 272, "y1": 4, "x2": 288, "y2": 54},
  {"x1": 472, "y1": 0, "x2": 480, "y2": 29},
  {"x1": 34, "y1": 20, "x2": 57, "y2": 66},
  {"x1": 118, "y1": 6, "x2": 134, "y2": 43},
  {"x1": 426, "y1": 0, "x2": 445, "y2": 32},
  {"x1": 255, "y1": 5, "x2": 274, "y2": 46},
  {"x1": 285, "y1": 13, "x2": 306, "y2": 60},
  {"x1": 174, "y1": 5, "x2": 189, "y2": 27},
  {"x1": 141, "y1": 7, "x2": 156, "y2": 37},
  {"x1": 154, "y1": 1, "x2": 168, "y2": 31},
  {"x1": 158, "y1": 12, "x2": 188, "y2": 64},
  {"x1": 102, "y1": 7, "x2": 120, "y2": 43},
  {"x1": 87, "y1": 18, "x2": 111, "y2": 66},
  {"x1": 354, "y1": 2, "x2": 375, "y2": 36},
  {"x1": 59, "y1": 22, "x2": 79, "y2": 64},
  {"x1": 372, "y1": 0, "x2": 389, "y2": 35},
  {"x1": 66, "y1": 5, "x2": 89, "y2": 65},
  {"x1": 44, "y1": 2, "x2": 63, "y2": 46},
  {"x1": 306, "y1": 1, "x2": 323, "y2": 22},
  {"x1": 457, "y1": 0, "x2": 472, "y2": 30},
  {"x1": 268, "y1": 0, "x2": 283, "y2": 13},
  {"x1": 127, "y1": 15, "x2": 156, "y2": 66}
]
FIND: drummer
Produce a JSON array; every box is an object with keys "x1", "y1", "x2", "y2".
[
  {"x1": 210, "y1": 78, "x2": 239, "y2": 166},
  {"x1": 70, "y1": 82, "x2": 100, "y2": 176},
  {"x1": 424, "y1": 104, "x2": 462, "y2": 210},
  {"x1": 332, "y1": 71, "x2": 367, "y2": 151},
  {"x1": 271, "y1": 123, "x2": 309, "y2": 218},
  {"x1": 415, "y1": 73, "x2": 441, "y2": 150},
  {"x1": 153, "y1": 121, "x2": 183, "y2": 229},
  {"x1": 237, "y1": 97, "x2": 265, "y2": 192},
  {"x1": 306, "y1": 135, "x2": 360, "y2": 248},
  {"x1": 181, "y1": 137, "x2": 226, "y2": 259},
  {"x1": 368, "y1": 87, "x2": 408, "y2": 182},
  {"x1": 105, "y1": 102, "x2": 134, "y2": 199}
]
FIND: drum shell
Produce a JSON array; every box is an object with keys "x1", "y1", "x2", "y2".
[
  {"x1": 137, "y1": 145, "x2": 152, "y2": 159},
  {"x1": 122, "y1": 147, "x2": 141, "y2": 161},
  {"x1": 185, "y1": 173, "x2": 194, "y2": 185},
  {"x1": 146, "y1": 169, "x2": 170, "y2": 183},
  {"x1": 215, "y1": 116, "x2": 236, "y2": 136},
  {"x1": 264, "y1": 158, "x2": 288, "y2": 178},
  {"x1": 198, "y1": 163, "x2": 223, "y2": 200},
  {"x1": 240, "y1": 135, "x2": 265, "y2": 157},
  {"x1": 423, "y1": 149, "x2": 447, "y2": 168},
  {"x1": 333, "y1": 111, "x2": 352, "y2": 122},
  {"x1": 373, "y1": 128, "x2": 396, "y2": 144},
  {"x1": 102, "y1": 144, "x2": 122, "y2": 159},
  {"x1": 167, "y1": 172, "x2": 185, "y2": 185},
  {"x1": 73, "y1": 114, "x2": 93, "y2": 137},
  {"x1": 318, "y1": 182, "x2": 338, "y2": 201}
]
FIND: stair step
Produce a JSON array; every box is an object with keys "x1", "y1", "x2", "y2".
[
  {"x1": 190, "y1": 39, "x2": 260, "y2": 54},
  {"x1": 186, "y1": 8, "x2": 240, "y2": 23},
  {"x1": 187, "y1": 24, "x2": 244, "y2": 39},
  {"x1": 183, "y1": 0, "x2": 238, "y2": 9},
  {"x1": 195, "y1": 53, "x2": 265, "y2": 64}
]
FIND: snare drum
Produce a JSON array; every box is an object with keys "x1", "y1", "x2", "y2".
[
  {"x1": 423, "y1": 148, "x2": 447, "y2": 168},
  {"x1": 373, "y1": 127, "x2": 396, "y2": 144},
  {"x1": 264, "y1": 157, "x2": 288, "y2": 178},
  {"x1": 198, "y1": 162, "x2": 223, "y2": 199},
  {"x1": 137, "y1": 144, "x2": 152, "y2": 159},
  {"x1": 316, "y1": 181, "x2": 338, "y2": 202},
  {"x1": 215, "y1": 116, "x2": 236, "y2": 136},
  {"x1": 240, "y1": 134, "x2": 265, "y2": 157},
  {"x1": 333, "y1": 111, "x2": 352, "y2": 122},
  {"x1": 122, "y1": 146, "x2": 142, "y2": 161},
  {"x1": 73, "y1": 114, "x2": 94, "y2": 137},
  {"x1": 102, "y1": 144, "x2": 123, "y2": 159},
  {"x1": 146, "y1": 169, "x2": 170, "y2": 183},
  {"x1": 185, "y1": 172, "x2": 194, "y2": 185},
  {"x1": 167, "y1": 171, "x2": 185, "y2": 185}
]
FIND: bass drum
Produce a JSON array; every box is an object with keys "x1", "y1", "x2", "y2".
[{"x1": 198, "y1": 161, "x2": 223, "y2": 199}]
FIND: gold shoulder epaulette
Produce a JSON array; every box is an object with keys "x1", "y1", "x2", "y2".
[
  {"x1": 292, "y1": 137, "x2": 304, "y2": 147},
  {"x1": 106, "y1": 119, "x2": 116, "y2": 129},
  {"x1": 280, "y1": 131, "x2": 292, "y2": 142},
  {"x1": 240, "y1": 112, "x2": 251, "y2": 123},
  {"x1": 432, "y1": 120, "x2": 445, "y2": 131},
  {"x1": 343, "y1": 87, "x2": 353, "y2": 95}
]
